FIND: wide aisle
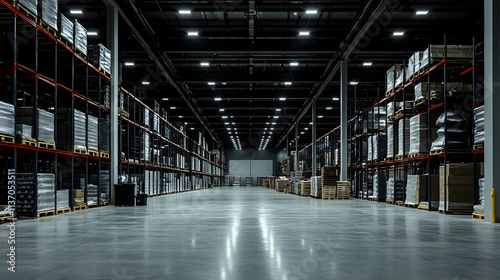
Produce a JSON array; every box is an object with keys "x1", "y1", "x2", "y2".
[{"x1": 1, "y1": 187, "x2": 499, "y2": 279}]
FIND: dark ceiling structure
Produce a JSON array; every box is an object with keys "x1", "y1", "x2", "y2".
[{"x1": 63, "y1": 0, "x2": 483, "y2": 151}]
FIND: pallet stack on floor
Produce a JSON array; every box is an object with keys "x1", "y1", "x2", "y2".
[{"x1": 321, "y1": 167, "x2": 337, "y2": 200}]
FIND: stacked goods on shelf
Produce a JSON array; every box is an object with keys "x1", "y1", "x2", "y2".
[
  {"x1": 262, "y1": 178, "x2": 269, "y2": 188},
  {"x1": 419, "y1": 45, "x2": 473, "y2": 72},
  {"x1": 301, "y1": 181, "x2": 311, "y2": 196},
  {"x1": 367, "y1": 137, "x2": 373, "y2": 162},
  {"x1": 16, "y1": 124, "x2": 32, "y2": 139},
  {"x1": 16, "y1": 173, "x2": 55, "y2": 215},
  {"x1": 409, "y1": 112, "x2": 438, "y2": 155},
  {"x1": 404, "y1": 175, "x2": 439, "y2": 206},
  {"x1": 386, "y1": 178, "x2": 404, "y2": 203},
  {"x1": 362, "y1": 175, "x2": 372, "y2": 199},
  {"x1": 140, "y1": 132, "x2": 150, "y2": 162},
  {"x1": 473, "y1": 178, "x2": 485, "y2": 213},
  {"x1": 370, "y1": 174, "x2": 386, "y2": 200},
  {"x1": 144, "y1": 170, "x2": 151, "y2": 194},
  {"x1": 276, "y1": 179, "x2": 290, "y2": 192},
  {"x1": 57, "y1": 109, "x2": 86, "y2": 152},
  {"x1": 336, "y1": 181, "x2": 351, "y2": 199},
  {"x1": 73, "y1": 189, "x2": 85, "y2": 207},
  {"x1": 311, "y1": 176, "x2": 322, "y2": 198},
  {"x1": 99, "y1": 170, "x2": 110, "y2": 202},
  {"x1": 387, "y1": 102, "x2": 400, "y2": 119},
  {"x1": 56, "y1": 190, "x2": 69, "y2": 210},
  {"x1": 430, "y1": 112, "x2": 469, "y2": 152},
  {"x1": 474, "y1": 105, "x2": 485, "y2": 146},
  {"x1": 321, "y1": 167, "x2": 337, "y2": 199},
  {"x1": 17, "y1": 108, "x2": 55, "y2": 144},
  {"x1": 74, "y1": 20, "x2": 87, "y2": 56},
  {"x1": 406, "y1": 51, "x2": 423, "y2": 80},
  {"x1": 245, "y1": 177, "x2": 253, "y2": 186},
  {"x1": 88, "y1": 44, "x2": 111, "y2": 74},
  {"x1": 387, "y1": 125, "x2": 396, "y2": 159},
  {"x1": 395, "y1": 66, "x2": 407, "y2": 89},
  {"x1": 87, "y1": 114, "x2": 99, "y2": 153},
  {"x1": 373, "y1": 134, "x2": 387, "y2": 161},
  {"x1": 414, "y1": 82, "x2": 441, "y2": 103},
  {"x1": 397, "y1": 118, "x2": 410, "y2": 158},
  {"x1": 386, "y1": 64, "x2": 403, "y2": 94},
  {"x1": 439, "y1": 163, "x2": 477, "y2": 213},
  {"x1": 39, "y1": 0, "x2": 58, "y2": 31},
  {"x1": 0, "y1": 101, "x2": 15, "y2": 137},
  {"x1": 18, "y1": 0, "x2": 37, "y2": 15},
  {"x1": 361, "y1": 106, "x2": 387, "y2": 132},
  {"x1": 59, "y1": 14, "x2": 74, "y2": 44}
]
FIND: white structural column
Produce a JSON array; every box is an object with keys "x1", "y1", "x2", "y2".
[
  {"x1": 107, "y1": 6, "x2": 119, "y2": 191},
  {"x1": 312, "y1": 101, "x2": 317, "y2": 175},
  {"x1": 484, "y1": 0, "x2": 500, "y2": 223},
  {"x1": 340, "y1": 58, "x2": 348, "y2": 181}
]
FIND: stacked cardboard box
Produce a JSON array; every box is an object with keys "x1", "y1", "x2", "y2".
[
  {"x1": 301, "y1": 181, "x2": 311, "y2": 196},
  {"x1": 404, "y1": 175, "x2": 439, "y2": 206},
  {"x1": 73, "y1": 189, "x2": 85, "y2": 207},
  {"x1": 321, "y1": 167, "x2": 337, "y2": 198},
  {"x1": 276, "y1": 179, "x2": 290, "y2": 192},
  {"x1": 336, "y1": 181, "x2": 351, "y2": 199},
  {"x1": 386, "y1": 64, "x2": 403, "y2": 93},
  {"x1": 439, "y1": 163, "x2": 477, "y2": 212},
  {"x1": 409, "y1": 112, "x2": 438, "y2": 154}
]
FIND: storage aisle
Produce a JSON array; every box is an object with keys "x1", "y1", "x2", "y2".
[{"x1": 1, "y1": 188, "x2": 500, "y2": 279}]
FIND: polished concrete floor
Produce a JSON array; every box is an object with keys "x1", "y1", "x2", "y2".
[{"x1": 1, "y1": 186, "x2": 500, "y2": 280}]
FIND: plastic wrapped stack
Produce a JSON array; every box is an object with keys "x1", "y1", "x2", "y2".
[
  {"x1": 397, "y1": 119, "x2": 410, "y2": 157},
  {"x1": 387, "y1": 102, "x2": 401, "y2": 118},
  {"x1": 405, "y1": 174, "x2": 439, "y2": 206},
  {"x1": 367, "y1": 136, "x2": 373, "y2": 161},
  {"x1": 430, "y1": 112, "x2": 469, "y2": 151},
  {"x1": 370, "y1": 174, "x2": 380, "y2": 199},
  {"x1": 474, "y1": 178, "x2": 485, "y2": 213},
  {"x1": 0, "y1": 101, "x2": 15, "y2": 136},
  {"x1": 362, "y1": 175, "x2": 373, "y2": 199},
  {"x1": 40, "y1": 0, "x2": 58, "y2": 31},
  {"x1": 234, "y1": 176, "x2": 241, "y2": 186},
  {"x1": 144, "y1": 171, "x2": 151, "y2": 194},
  {"x1": 74, "y1": 20, "x2": 87, "y2": 55},
  {"x1": 88, "y1": 44, "x2": 111, "y2": 74},
  {"x1": 99, "y1": 117, "x2": 110, "y2": 152},
  {"x1": 17, "y1": 108, "x2": 55, "y2": 143},
  {"x1": 387, "y1": 125, "x2": 397, "y2": 159},
  {"x1": 414, "y1": 82, "x2": 442, "y2": 101},
  {"x1": 141, "y1": 132, "x2": 150, "y2": 161},
  {"x1": 395, "y1": 66, "x2": 407, "y2": 88},
  {"x1": 362, "y1": 106, "x2": 387, "y2": 131},
  {"x1": 474, "y1": 105, "x2": 485, "y2": 144},
  {"x1": 16, "y1": 124, "x2": 32, "y2": 139},
  {"x1": 56, "y1": 190, "x2": 69, "y2": 209},
  {"x1": 88, "y1": 114, "x2": 99, "y2": 151},
  {"x1": 439, "y1": 163, "x2": 476, "y2": 212},
  {"x1": 37, "y1": 173, "x2": 55, "y2": 211},
  {"x1": 409, "y1": 112, "x2": 437, "y2": 154},
  {"x1": 420, "y1": 45, "x2": 473, "y2": 71},
  {"x1": 100, "y1": 170, "x2": 110, "y2": 201},
  {"x1": 74, "y1": 109, "x2": 87, "y2": 150},
  {"x1": 59, "y1": 14, "x2": 73, "y2": 43},
  {"x1": 311, "y1": 176, "x2": 322, "y2": 198},
  {"x1": 386, "y1": 178, "x2": 404, "y2": 202},
  {"x1": 386, "y1": 64, "x2": 403, "y2": 93},
  {"x1": 19, "y1": 0, "x2": 38, "y2": 15},
  {"x1": 86, "y1": 184, "x2": 98, "y2": 205},
  {"x1": 17, "y1": 173, "x2": 55, "y2": 214}
]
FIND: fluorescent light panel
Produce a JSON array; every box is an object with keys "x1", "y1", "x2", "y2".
[
  {"x1": 284, "y1": 82, "x2": 292, "y2": 85},
  {"x1": 299, "y1": 31, "x2": 310, "y2": 36},
  {"x1": 416, "y1": 10, "x2": 429, "y2": 15},
  {"x1": 170, "y1": 106, "x2": 176, "y2": 109},
  {"x1": 332, "y1": 97, "x2": 339, "y2": 101},
  {"x1": 214, "y1": 97, "x2": 222, "y2": 101},
  {"x1": 70, "y1": 10, "x2": 82, "y2": 14},
  {"x1": 363, "y1": 62, "x2": 372, "y2": 66},
  {"x1": 279, "y1": 97, "x2": 286, "y2": 101},
  {"x1": 142, "y1": 81, "x2": 150, "y2": 85},
  {"x1": 306, "y1": 10, "x2": 317, "y2": 14},
  {"x1": 393, "y1": 32, "x2": 405, "y2": 36},
  {"x1": 179, "y1": 10, "x2": 191, "y2": 14},
  {"x1": 350, "y1": 82, "x2": 358, "y2": 85},
  {"x1": 290, "y1": 62, "x2": 299, "y2": 66},
  {"x1": 87, "y1": 32, "x2": 98, "y2": 36},
  {"x1": 200, "y1": 62, "x2": 209, "y2": 66},
  {"x1": 124, "y1": 62, "x2": 135, "y2": 66},
  {"x1": 219, "y1": 109, "x2": 225, "y2": 112},
  {"x1": 326, "y1": 107, "x2": 332, "y2": 110},
  {"x1": 188, "y1": 32, "x2": 198, "y2": 36}
]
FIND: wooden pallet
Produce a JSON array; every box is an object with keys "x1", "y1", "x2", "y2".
[
  {"x1": 404, "y1": 204, "x2": 418, "y2": 208},
  {"x1": 386, "y1": 200, "x2": 395, "y2": 205},
  {"x1": 430, "y1": 148, "x2": 470, "y2": 156},
  {"x1": 387, "y1": 114, "x2": 395, "y2": 121},
  {"x1": 88, "y1": 149, "x2": 99, "y2": 157},
  {"x1": 56, "y1": 207, "x2": 71, "y2": 214},
  {"x1": 417, "y1": 205, "x2": 429, "y2": 211},
  {"x1": 15, "y1": 2, "x2": 37, "y2": 22},
  {"x1": 394, "y1": 109, "x2": 413, "y2": 120},
  {"x1": 395, "y1": 155, "x2": 404, "y2": 160},
  {"x1": 75, "y1": 48, "x2": 87, "y2": 60},
  {"x1": 100, "y1": 151, "x2": 110, "y2": 158},
  {"x1": 414, "y1": 98, "x2": 428, "y2": 107},
  {"x1": 473, "y1": 143, "x2": 484, "y2": 151},
  {"x1": 336, "y1": 197, "x2": 350, "y2": 200},
  {"x1": 439, "y1": 209, "x2": 473, "y2": 215},
  {"x1": 58, "y1": 36, "x2": 73, "y2": 49},
  {"x1": 368, "y1": 197, "x2": 379, "y2": 202},
  {"x1": 87, "y1": 203, "x2": 99, "y2": 209},
  {"x1": 118, "y1": 108, "x2": 129, "y2": 118},
  {"x1": 38, "y1": 140, "x2": 55, "y2": 150},
  {"x1": 385, "y1": 89, "x2": 395, "y2": 98},
  {"x1": 98, "y1": 67, "x2": 111, "y2": 79},
  {"x1": 0, "y1": 214, "x2": 15, "y2": 224},
  {"x1": 472, "y1": 212, "x2": 485, "y2": 220},
  {"x1": 73, "y1": 205, "x2": 87, "y2": 211},
  {"x1": 0, "y1": 133, "x2": 15, "y2": 143},
  {"x1": 396, "y1": 201, "x2": 404, "y2": 206},
  {"x1": 16, "y1": 136, "x2": 37, "y2": 147},
  {"x1": 408, "y1": 152, "x2": 427, "y2": 158},
  {"x1": 74, "y1": 146, "x2": 88, "y2": 155},
  {"x1": 39, "y1": 20, "x2": 57, "y2": 37},
  {"x1": 37, "y1": 210, "x2": 55, "y2": 218}
]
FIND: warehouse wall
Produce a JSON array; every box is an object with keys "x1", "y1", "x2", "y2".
[{"x1": 226, "y1": 149, "x2": 278, "y2": 184}]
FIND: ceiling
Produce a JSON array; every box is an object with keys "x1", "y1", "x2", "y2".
[{"x1": 62, "y1": 0, "x2": 483, "y2": 151}]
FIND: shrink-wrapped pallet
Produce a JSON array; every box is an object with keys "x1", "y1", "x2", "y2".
[
  {"x1": 397, "y1": 119, "x2": 410, "y2": 156},
  {"x1": 88, "y1": 44, "x2": 111, "y2": 74},
  {"x1": 474, "y1": 105, "x2": 484, "y2": 144},
  {"x1": 59, "y1": 14, "x2": 73, "y2": 43},
  {"x1": 40, "y1": 0, "x2": 58, "y2": 31},
  {"x1": 56, "y1": 190, "x2": 69, "y2": 209},
  {"x1": 19, "y1": 0, "x2": 37, "y2": 15},
  {"x1": 88, "y1": 114, "x2": 99, "y2": 151},
  {"x1": 0, "y1": 101, "x2": 15, "y2": 136},
  {"x1": 386, "y1": 64, "x2": 403, "y2": 93},
  {"x1": 311, "y1": 176, "x2": 322, "y2": 198},
  {"x1": 430, "y1": 112, "x2": 469, "y2": 151},
  {"x1": 74, "y1": 20, "x2": 87, "y2": 55}
]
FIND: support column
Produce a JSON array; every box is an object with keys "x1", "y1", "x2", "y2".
[
  {"x1": 312, "y1": 101, "x2": 317, "y2": 176},
  {"x1": 484, "y1": 0, "x2": 500, "y2": 223},
  {"x1": 295, "y1": 124, "x2": 299, "y2": 172},
  {"x1": 340, "y1": 58, "x2": 348, "y2": 181},
  {"x1": 107, "y1": 6, "x2": 119, "y2": 191}
]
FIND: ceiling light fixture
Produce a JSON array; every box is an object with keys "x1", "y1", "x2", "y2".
[
  {"x1": 350, "y1": 82, "x2": 358, "y2": 85},
  {"x1": 142, "y1": 81, "x2": 150, "y2": 85},
  {"x1": 306, "y1": 10, "x2": 318, "y2": 14},
  {"x1": 416, "y1": 10, "x2": 429, "y2": 15},
  {"x1": 318, "y1": 115, "x2": 324, "y2": 118},
  {"x1": 170, "y1": 106, "x2": 176, "y2": 109},
  {"x1": 162, "y1": 98, "x2": 169, "y2": 101},
  {"x1": 188, "y1": 32, "x2": 199, "y2": 36},
  {"x1": 326, "y1": 107, "x2": 332, "y2": 110},
  {"x1": 124, "y1": 62, "x2": 135, "y2": 66},
  {"x1": 332, "y1": 97, "x2": 340, "y2": 101},
  {"x1": 219, "y1": 109, "x2": 225, "y2": 112},
  {"x1": 87, "y1": 31, "x2": 98, "y2": 36},
  {"x1": 70, "y1": 10, "x2": 83, "y2": 14},
  {"x1": 290, "y1": 62, "x2": 299, "y2": 66},
  {"x1": 279, "y1": 97, "x2": 286, "y2": 101},
  {"x1": 214, "y1": 97, "x2": 222, "y2": 101},
  {"x1": 179, "y1": 10, "x2": 191, "y2": 14},
  {"x1": 299, "y1": 31, "x2": 310, "y2": 36},
  {"x1": 200, "y1": 62, "x2": 209, "y2": 66},
  {"x1": 222, "y1": 116, "x2": 228, "y2": 119},
  {"x1": 276, "y1": 109, "x2": 281, "y2": 112},
  {"x1": 363, "y1": 62, "x2": 372, "y2": 66},
  {"x1": 284, "y1": 82, "x2": 292, "y2": 85},
  {"x1": 393, "y1": 32, "x2": 405, "y2": 36},
  {"x1": 273, "y1": 116, "x2": 279, "y2": 119}
]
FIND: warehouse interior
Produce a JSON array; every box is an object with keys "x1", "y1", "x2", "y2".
[{"x1": 1, "y1": 0, "x2": 500, "y2": 278}]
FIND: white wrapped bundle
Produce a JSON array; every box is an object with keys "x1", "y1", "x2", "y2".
[
  {"x1": 56, "y1": 190, "x2": 69, "y2": 209},
  {"x1": 397, "y1": 119, "x2": 410, "y2": 156},
  {"x1": 38, "y1": 109, "x2": 55, "y2": 143},
  {"x1": 41, "y1": 0, "x2": 58, "y2": 31},
  {"x1": 0, "y1": 101, "x2": 15, "y2": 136},
  {"x1": 88, "y1": 115, "x2": 98, "y2": 151},
  {"x1": 311, "y1": 176, "x2": 322, "y2": 197},
  {"x1": 59, "y1": 14, "x2": 73, "y2": 42},
  {"x1": 74, "y1": 20, "x2": 87, "y2": 55},
  {"x1": 404, "y1": 175, "x2": 418, "y2": 205},
  {"x1": 19, "y1": 0, "x2": 37, "y2": 15},
  {"x1": 74, "y1": 109, "x2": 87, "y2": 149},
  {"x1": 37, "y1": 173, "x2": 55, "y2": 212},
  {"x1": 474, "y1": 105, "x2": 484, "y2": 144},
  {"x1": 16, "y1": 124, "x2": 32, "y2": 138}
]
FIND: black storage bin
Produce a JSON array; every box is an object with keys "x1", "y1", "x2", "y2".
[
  {"x1": 136, "y1": 194, "x2": 147, "y2": 206},
  {"x1": 114, "y1": 184, "x2": 135, "y2": 206}
]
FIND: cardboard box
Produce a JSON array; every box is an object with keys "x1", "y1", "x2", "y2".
[
  {"x1": 439, "y1": 175, "x2": 474, "y2": 187},
  {"x1": 73, "y1": 189, "x2": 85, "y2": 198},
  {"x1": 416, "y1": 175, "x2": 439, "y2": 203},
  {"x1": 439, "y1": 163, "x2": 478, "y2": 176}
]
